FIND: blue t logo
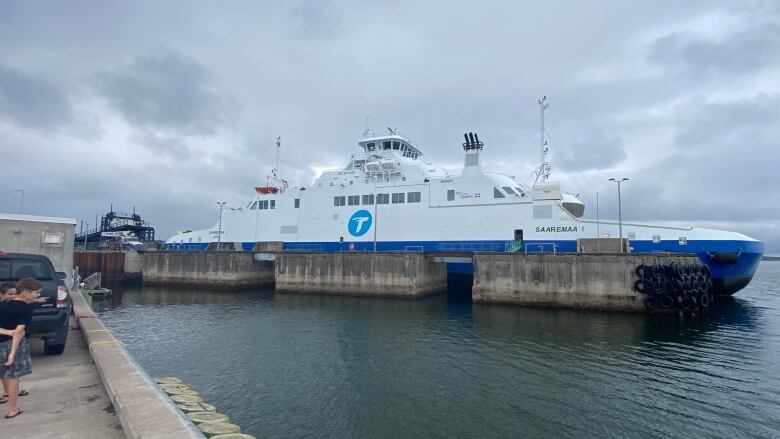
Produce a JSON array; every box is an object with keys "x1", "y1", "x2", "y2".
[{"x1": 348, "y1": 210, "x2": 373, "y2": 237}]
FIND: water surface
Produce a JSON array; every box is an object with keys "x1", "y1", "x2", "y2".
[{"x1": 95, "y1": 263, "x2": 780, "y2": 438}]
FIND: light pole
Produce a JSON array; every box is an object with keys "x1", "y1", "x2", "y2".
[
  {"x1": 216, "y1": 201, "x2": 226, "y2": 251},
  {"x1": 596, "y1": 191, "x2": 600, "y2": 252},
  {"x1": 13, "y1": 189, "x2": 24, "y2": 213},
  {"x1": 609, "y1": 178, "x2": 629, "y2": 253}
]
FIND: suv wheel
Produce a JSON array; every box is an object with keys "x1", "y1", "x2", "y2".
[{"x1": 44, "y1": 342, "x2": 66, "y2": 355}]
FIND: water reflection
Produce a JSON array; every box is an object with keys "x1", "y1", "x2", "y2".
[{"x1": 94, "y1": 264, "x2": 780, "y2": 439}]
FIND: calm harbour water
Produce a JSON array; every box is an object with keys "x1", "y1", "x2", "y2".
[{"x1": 94, "y1": 263, "x2": 780, "y2": 439}]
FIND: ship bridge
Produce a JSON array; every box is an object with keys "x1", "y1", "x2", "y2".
[{"x1": 358, "y1": 134, "x2": 423, "y2": 159}]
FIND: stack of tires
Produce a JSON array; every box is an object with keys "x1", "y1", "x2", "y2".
[{"x1": 634, "y1": 263, "x2": 713, "y2": 315}]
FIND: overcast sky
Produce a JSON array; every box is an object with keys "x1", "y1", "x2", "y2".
[{"x1": 1, "y1": 1, "x2": 778, "y2": 252}]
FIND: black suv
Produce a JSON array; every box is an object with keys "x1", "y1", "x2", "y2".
[{"x1": 0, "y1": 252, "x2": 72, "y2": 355}]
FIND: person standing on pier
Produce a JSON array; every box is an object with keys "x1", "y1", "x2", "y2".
[{"x1": 0, "y1": 278, "x2": 38, "y2": 418}]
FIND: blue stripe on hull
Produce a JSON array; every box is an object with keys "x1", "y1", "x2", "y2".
[{"x1": 165, "y1": 238, "x2": 763, "y2": 295}]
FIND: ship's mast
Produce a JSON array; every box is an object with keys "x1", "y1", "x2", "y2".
[
  {"x1": 535, "y1": 96, "x2": 550, "y2": 184},
  {"x1": 274, "y1": 136, "x2": 281, "y2": 179}
]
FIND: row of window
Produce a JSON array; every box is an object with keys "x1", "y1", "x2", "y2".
[
  {"x1": 248, "y1": 200, "x2": 276, "y2": 210},
  {"x1": 248, "y1": 199, "x2": 302, "y2": 210},
  {"x1": 445, "y1": 186, "x2": 527, "y2": 201},
  {"x1": 334, "y1": 192, "x2": 422, "y2": 206},
  {"x1": 365, "y1": 141, "x2": 420, "y2": 159}
]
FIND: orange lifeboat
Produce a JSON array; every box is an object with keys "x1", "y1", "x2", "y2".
[{"x1": 255, "y1": 186, "x2": 279, "y2": 194}]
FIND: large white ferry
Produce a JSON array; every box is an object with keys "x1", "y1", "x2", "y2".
[{"x1": 166, "y1": 102, "x2": 763, "y2": 295}]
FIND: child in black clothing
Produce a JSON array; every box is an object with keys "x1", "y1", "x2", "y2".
[{"x1": 0, "y1": 278, "x2": 38, "y2": 418}]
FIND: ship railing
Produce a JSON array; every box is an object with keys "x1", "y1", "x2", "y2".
[
  {"x1": 435, "y1": 242, "x2": 507, "y2": 252},
  {"x1": 525, "y1": 242, "x2": 558, "y2": 255}
]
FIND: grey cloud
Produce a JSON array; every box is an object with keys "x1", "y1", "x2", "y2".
[
  {"x1": 0, "y1": 64, "x2": 73, "y2": 130},
  {"x1": 557, "y1": 134, "x2": 627, "y2": 172},
  {"x1": 647, "y1": 22, "x2": 780, "y2": 79},
  {"x1": 94, "y1": 48, "x2": 236, "y2": 135},
  {"x1": 622, "y1": 94, "x2": 780, "y2": 225},
  {"x1": 130, "y1": 132, "x2": 190, "y2": 159}
]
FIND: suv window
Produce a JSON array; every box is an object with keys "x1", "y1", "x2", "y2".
[{"x1": 0, "y1": 259, "x2": 56, "y2": 281}]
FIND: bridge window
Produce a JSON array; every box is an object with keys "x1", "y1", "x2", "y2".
[
  {"x1": 407, "y1": 192, "x2": 421, "y2": 203},
  {"x1": 334, "y1": 196, "x2": 346, "y2": 206},
  {"x1": 270, "y1": 200, "x2": 276, "y2": 209},
  {"x1": 377, "y1": 193, "x2": 390, "y2": 204},
  {"x1": 348, "y1": 195, "x2": 360, "y2": 206},
  {"x1": 249, "y1": 201, "x2": 258, "y2": 210},
  {"x1": 392, "y1": 141, "x2": 400, "y2": 150},
  {"x1": 515, "y1": 187, "x2": 526, "y2": 197},
  {"x1": 493, "y1": 187, "x2": 506, "y2": 198},
  {"x1": 362, "y1": 194, "x2": 374, "y2": 205},
  {"x1": 502, "y1": 186, "x2": 518, "y2": 196},
  {"x1": 392, "y1": 193, "x2": 405, "y2": 203},
  {"x1": 294, "y1": 198, "x2": 300, "y2": 208},
  {"x1": 383, "y1": 141, "x2": 391, "y2": 150},
  {"x1": 366, "y1": 142, "x2": 376, "y2": 151},
  {"x1": 447, "y1": 189, "x2": 455, "y2": 201},
  {"x1": 652, "y1": 234, "x2": 660, "y2": 244}
]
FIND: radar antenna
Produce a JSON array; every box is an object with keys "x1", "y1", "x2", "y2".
[{"x1": 535, "y1": 96, "x2": 551, "y2": 184}]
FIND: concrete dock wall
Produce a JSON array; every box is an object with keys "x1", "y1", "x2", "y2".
[
  {"x1": 276, "y1": 252, "x2": 447, "y2": 298},
  {"x1": 75, "y1": 251, "x2": 143, "y2": 284},
  {"x1": 142, "y1": 251, "x2": 274, "y2": 289},
  {"x1": 71, "y1": 290, "x2": 202, "y2": 439},
  {"x1": 472, "y1": 253, "x2": 700, "y2": 312}
]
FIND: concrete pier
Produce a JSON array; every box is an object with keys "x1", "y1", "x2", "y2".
[
  {"x1": 142, "y1": 251, "x2": 274, "y2": 289},
  {"x1": 2, "y1": 317, "x2": 125, "y2": 439},
  {"x1": 71, "y1": 290, "x2": 203, "y2": 439},
  {"x1": 472, "y1": 253, "x2": 700, "y2": 312},
  {"x1": 275, "y1": 252, "x2": 447, "y2": 298}
]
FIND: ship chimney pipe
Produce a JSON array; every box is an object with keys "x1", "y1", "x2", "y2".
[
  {"x1": 464, "y1": 133, "x2": 470, "y2": 146},
  {"x1": 474, "y1": 133, "x2": 480, "y2": 145},
  {"x1": 469, "y1": 132, "x2": 475, "y2": 145}
]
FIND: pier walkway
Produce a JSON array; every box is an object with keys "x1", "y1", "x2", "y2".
[{"x1": 3, "y1": 316, "x2": 125, "y2": 439}]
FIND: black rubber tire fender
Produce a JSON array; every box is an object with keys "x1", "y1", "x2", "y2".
[
  {"x1": 644, "y1": 296, "x2": 659, "y2": 311},
  {"x1": 634, "y1": 279, "x2": 648, "y2": 294}
]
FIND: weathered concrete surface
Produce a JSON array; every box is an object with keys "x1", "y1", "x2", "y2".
[
  {"x1": 576, "y1": 238, "x2": 628, "y2": 253},
  {"x1": 251, "y1": 241, "x2": 283, "y2": 251},
  {"x1": 276, "y1": 252, "x2": 447, "y2": 298},
  {"x1": 472, "y1": 253, "x2": 700, "y2": 312},
  {"x1": 0, "y1": 213, "x2": 76, "y2": 287},
  {"x1": 2, "y1": 317, "x2": 125, "y2": 439},
  {"x1": 71, "y1": 290, "x2": 203, "y2": 439},
  {"x1": 142, "y1": 251, "x2": 274, "y2": 289}
]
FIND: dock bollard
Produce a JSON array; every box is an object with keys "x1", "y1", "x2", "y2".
[
  {"x1": 178, "y1": 402, "x2": 216, "y2": 413},
  {"x1": 186, "y1": 412, "x2": 229, "y2": 424},
  {"x1": 211, "y1": 434, "x2": 256, "y2": 439},
  {"x1": 198, "y1": 422, "x2": 242, "y2": 437},
  {"x1": 155, "y1": 377, "x2": 183, "y2": 384},
  {"x1": 170, "y1": 394, "x2": 205, "y2": 404}
]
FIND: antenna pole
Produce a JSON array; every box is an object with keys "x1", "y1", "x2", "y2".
[
  {"x1": 536, "y1": 96, "x2": 549, "y2": 183},
  {"x1": 363, "y1": 115, "x2": 371, "y2": 137},
  {"x1": 275, "y1": 136, "x2": 281, "y2": 179}
]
